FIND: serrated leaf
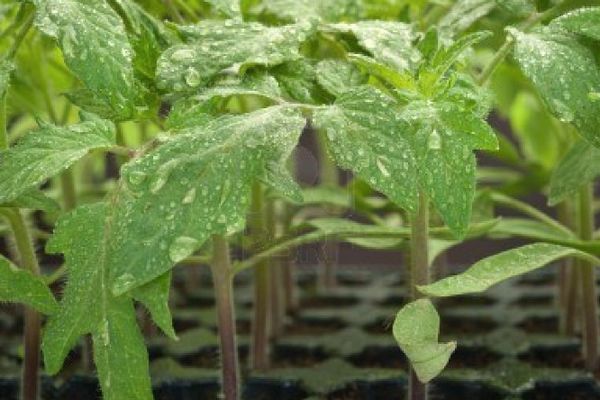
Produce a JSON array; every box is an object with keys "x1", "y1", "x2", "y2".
[
  {"x1": 549, "y1": 140, "x2": 600, "y2": 206},
  {"x1": 419, "y1": 243, "x2": 597, "y2": 297},
  {"x1": 0, "y1": 254, "x2": 57, "y2": 315},
  {"x1": 261, "y1": 0, "x2": 360, "y2": 22},
  {"x1": 316, "y1": 59, "x2": 365, "y2": 97},
  {"x1": 313, "y1": 86, "x2": 419, "y2": 213},
  {"x1": 108, "y1": 106, "x2": 305, "y2": 294},
  {"x1": 43, "y1": 204, "x2": 153, "y2": 400},
  {"x1": 156, "y1": 20, "x2": 314, "y2": 93},
  {"x1": 402, "y1": 100, "x2": 498, "y2": 237},
  {"x1": 511, "y1": 27, "x2": 600, "y2": 148},
  {"x1": 33, "y1": 0, "x2": 137, "y2": 119},
  {"x1": 551, "y1": 7, "x2": 600, "y2": 42},
  {"x1": 3, "y1": 189, "x2": 60, "y2": 213},
  {"x1": 438, "y1": 0, "x2": 496, "y2": 35},
  {"x1": 0, "y1": 115, "x2": 115, "y2": 204},
  {"x1": 325, "y1": 21, "x2": 420, "y2": 71},
  {"x1": 348, "y1": 53, "x2": 415, "y2": 90},
  {"x1": 206, "y1": 0, "x2": 241, "y2": 19},
  {"x1": 393, "y1": 299, "x2": 456, "y2": 383}
]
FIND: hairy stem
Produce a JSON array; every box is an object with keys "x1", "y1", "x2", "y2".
[
  {"x1": 409, "y1": 192, "x2": 429, "y2": 400},
  {"x1": 250, "y1": 182, "x2": 271, "y2": 370},
  {"x1": 5, "y1": 210, "x2": 42, "y2": 400},
  {"x1": 557, "y1": 200, "x2": 577, "y2": 335},
  {"x1": 211, "y1": 235, "x2": 240, "y2": 400},
  {"x1": 578, "y1": 184, "x2": 598, "y2": 370}
]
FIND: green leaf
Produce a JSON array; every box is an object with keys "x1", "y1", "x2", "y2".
[
  {"x1": 33, "y1": 0, "x2": 137, "y2": 119},
  {"x1": 419, "y1": 243, "x2": 598, "y2": 297},
  {"x1": 325, "y1": 21, "x2": 420, "y2": 71},
  {"x1": 429, "y1": 239, "x2": 458, "y2": 265},
  {"x1": 551, "y1": 7, "x2": 600, "y2": 42},
  {"x1": 301, "y1": 186, "x2": 352, "y2": 208},
  {"x1": 510, "y1": 27, "x2": 600, "y2": 148},
  {"x1": 108, "y1": 106, "x2": 305, "y2": 294},
  {"x1": 111, "y1": 0, "x2": 174, "y2": 79},
  {"x1": 131, "y1": 272, "x2": 177, "y2": 340},
  {"x1": 490, "y1": 218, "x2": 577, "y2": 243},
  {"x1": 549, "y1": 140, "x2": 600, "y2": 206},
  {"x1": 3, "y1": 189, "x2": 60, "y2": 213},
  {"x1": 393, "y1": 299, "x2": 456, "y2": 383},
  {"x1": 402, "y1": 100, "x2": 498, "y2": 237},
  {"x1": 156, "y1": 20, "x2": 314, "y2": 93},
  {"x1": 43, "y1": 204, "x2": 153, "y2": 400},
  {"x1": 271, "y1": 60, "x2": 318, "y2": 103},
  {"x1": 313, "y1": 86, "x2": 419, "y2": 214},
  {"x1": 206, "y1": 0, "x2": 242, "y2": 19},
  {"x1": 0, "y1": 254, "x2": 57, "y2": 315},
  {"x1": 0, "y1": 115, "x2": 115, "y2": 204},
  {"x1": 261, "y1": 0, "x2": 360, "y2": 22},
  {"x1": 316, "y1": 59, "x2": 365, "y2": 97},
  {"x1": 438, "y1": 0, "x2": 496, "y2": 35},
  {"x1": 495, "y1": 0, "x2": 535, "y2": 18}
]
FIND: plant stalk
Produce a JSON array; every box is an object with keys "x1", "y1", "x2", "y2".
[
  {"x1": 250, "y1": 182, "x2": 271, "y2": 370},
  {"x1": 409, "y1": 192, "x2": 429, "y2": 400},
  {"x1": 5, "y1": 210, "x2": 42, "y2": 400},
  {"x1": 211, "y1": 235, "x2": 240, "y2": 400},
  {"x1": 578, "y1": 184, "x2": 599, "y2": 370},
  {"x1": 557, "y1": 200, "x2": 577, "y2": 335},
  {"x1": 316, "y1": 128, "x2": 339, "y2": 289},
  {"x1": 267, "y1": 200, "x2": 285, "y2": 338}
]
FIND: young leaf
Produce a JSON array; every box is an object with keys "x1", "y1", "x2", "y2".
[
  {"x1": 156, "y1": 20, "x2": 314, "y2": 93},
  {"x1": 108, "y1": 106, "x2": 306, "y2": 294},
  {"x1": 313, "y1": 86, "x2": 419, "y2": 214},
  {"x1": 393, "y1": 299, "x2": 456, "y2": 383},
  {"x1": 495, "y1": 0, "x2": 535, "y2": 18},
  {"x1": 510, "y1": 27, "x2": 600, "y2": 148},
  {"x1": 33, "y1": 0, "x2": 137, "y2": 119},
  {"x1": 549, "y1": 140, "x2": 600, "y2": 206},
  {"x1": 419, "y1": 243, "x2": 599, "y2": 297},
  {"x1": 261, "y1": 0, "x2": 360, "y2": 22},
  {"x1": 206, "y1": 0, "x2": 242, "y2": 19},
  {"x1": 0, "y1": 115, "x2": 115, "y2": 204},
  {"x1": 43, "y1": 204, "x2": 154, "y2": 400},
  {"x1": 438, "y1": 0, "x2": 496, "y2": 35},
  {"x1": 325, "y1": 21, "x2": 420, "y2": 71},
  {"x1": 551, "y1": 7, "x2": 600, "y2": 42},
  {"x1": 271, "y1": 60, "x2": 318, "y2": 103},
  {"x1": 0, "y1": 254, "x2": 57, "y2": 315}
]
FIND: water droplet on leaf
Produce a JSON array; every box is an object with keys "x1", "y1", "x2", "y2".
[{"x1": 169, "y1": 236, "x2": 199, "y2": 263}]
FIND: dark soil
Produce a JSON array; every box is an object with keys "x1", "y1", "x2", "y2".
[
  {"x1": 300, "y1": 295, "x2": 359, "y2": 309},
  {"x1": 272, "y1": 345, "x2": 330, "y2": 368},
  {"x1": 441, "y1": 316, "x2": 498, "y2": 335},
  {"x1": 446, "y1": 346, "x2": 502, "y2": 369},
  {"x1": 346, "y1": 346, "x2": 407, "y2": 370},
  {"x1": 285, "y1": 317, "x2": 346, "y2": 335},
  {"x1": 510, "y1": 294, "x2": 554, "y2": 307},
  {"x1": 437, "y1": 295, "x2": 497, "y2": 309},
  {"x1": 517, "y1": 316, "x2": 559, "y2": 333}
]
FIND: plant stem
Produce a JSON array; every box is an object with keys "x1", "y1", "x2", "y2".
[
  {"x1": 211, "y1": 235, "x2": 240, "y2": 400},
  {"x1": 281, "y1": 204, "x2": 298, "y2": 313},
  {"x1": 409, "y1": 192, "x2": 429, "y2": 400},
  {"x1": 557, "y1": 200, "x2": 577, "y2": 335},
  {"x1": 267, "y1": 199, "x2": 284, "y2": 338},
  {"x1": 0, "y1": 89, "x2": 7, "y2": 150},
  {"x1": 60, "y1": 169, "x2": 77, "y2": 211},
  {"x1": 316, "y1": 128, "x2": 339, "y2": 289},
  {"x1": 6, "y1": 8, "x2": 33, "y2": 60},
  {"x1": 577, "y1": 184, "x2": 598, "y2": 370},
  {"x1": 4, "y1": 210, "x2": 42, "y2": 400},
  {"x1": 250, "y1": 182, "x2": 271, "y2": 370}
]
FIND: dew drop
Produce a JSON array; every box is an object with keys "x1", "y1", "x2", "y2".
[
  {"x1": 376, "y1": 157, "x2": 391, "y2": 177},
  {"x1": 185, "y1": 67, "x2": 201, "y2": 87},
  {"x1": 183, "y1": 188, "x2": 196, "y2": 204},
  {"x1": 113, "y1": 273, "x2": 135, "y2": 295},
  {"x1": 127, "y1": 170, "x2": 147, "y2": 186},
  {"x1": 150, "y1": 176, "x2": 168, "y2": 194},
  {"x1": 588, "y1": 92, "x2": 600, "y2": 102},
  {"x1": 428, "y1": 129, "x2": 441, "y2": 150},
  {"x1": 169, "y1": 236, "x2": 199, "y2": 263}
]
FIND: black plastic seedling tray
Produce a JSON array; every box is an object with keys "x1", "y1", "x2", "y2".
[{"x1": 1, "y1": 266, "x2": 599, "y2": 400}]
